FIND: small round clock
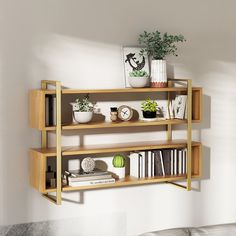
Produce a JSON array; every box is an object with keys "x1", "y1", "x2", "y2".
[{"x1": 118, "y1": 105, "x2": 133, "y2": 121}]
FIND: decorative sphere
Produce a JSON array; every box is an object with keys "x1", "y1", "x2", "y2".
[{"x1": 81, "y1": 157, "x2": 95, "y2": 173}]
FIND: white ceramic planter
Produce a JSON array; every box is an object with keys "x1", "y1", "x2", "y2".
[
  {"x1": 73, "y1": 111, "x2": 93, "y2": 123},
  {"x1": 113, "y1": 167, "x2": 125, "y2": 179},
  {"x1": 151, "y1": 60, "x2": 167, "y2": 88},
  {"x1": 128, "y1": 76, "x2": 149, "y2": 88}
]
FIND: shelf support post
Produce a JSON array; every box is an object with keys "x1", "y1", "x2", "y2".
[
  {"x1": 167, "y1": 80, "x2": 173, "y2": 141},
  {"x1": 41, "y1": 81, "x2": 47, "y2": 148},
  {"x1": 55, "y1": 81, "x2": 62, "y2": 204},
  {"x1": 40, "y1": 80, "x2": 62, "y2": 205},
  {"x1": 187, "y1": 79, "x2": 192, "y2": 191}
]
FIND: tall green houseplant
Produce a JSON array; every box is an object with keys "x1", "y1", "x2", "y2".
[{"x1": 138, "y1": 30, "x2": 186, "y2": 88}]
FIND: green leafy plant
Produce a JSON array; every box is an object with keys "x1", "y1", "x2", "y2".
[
  {"x1": 73, "y1": 94, "x2": 94, "y2": 112},
  {"x1": 138, "y1": 30, "x2": 186, "y2": 60},
  {"x1": 141, "y1": 98, "x2": 158, "y2": 112},
  {"x1": 112, "y1": 154, "x2": 125, "y2": 168},
  {"x1": 129, "y1": 70, "x2": 148, "y2": 77}
]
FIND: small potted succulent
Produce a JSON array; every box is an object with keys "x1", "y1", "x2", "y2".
[
  {"x1": 70, "y1": 95, "x2": 94, "y2": 123},
  {"x1": 112, "y1": 154, "x2": 126, "y2": 179},
  {"x1": 128, "y1": 70, "x2": 149, "y2": 88},
  {"x1": 141, "y1": 98, "x2": 158, "y2": 119}
]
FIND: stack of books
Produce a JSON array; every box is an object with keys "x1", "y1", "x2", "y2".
[
  {"x1": 130, "y1": 149, "x2": 188, "y2": 178},
  {"x1": 63, "y1": 169, "x2": 115, "y2": 187}
]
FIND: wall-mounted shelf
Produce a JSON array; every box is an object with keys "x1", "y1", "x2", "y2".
[{"x1": 29, "y1": 79, "x2": 202, "y2": 205}]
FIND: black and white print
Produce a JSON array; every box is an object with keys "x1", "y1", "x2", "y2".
[{"x1": 123, "y1": 47, "x2": 149, "y2": 87}]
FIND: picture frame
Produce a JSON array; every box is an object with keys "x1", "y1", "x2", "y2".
[
  {"x1": 173, "y1": 95, "x2": 187, "y2": 119},
  {"x1": 123, "y1": 46, "x2": 150, "y2": 87}
]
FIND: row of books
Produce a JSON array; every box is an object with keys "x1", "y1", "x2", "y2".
[
  {"x1": 62, "y1": 169, "x2": 115, "y2": 187},
  {"x1": 130, "y1": 148, "x2": 188, "y2": 178},
  {"x1": 45, "y1": 95, "x2": 57, "y2": 126}
]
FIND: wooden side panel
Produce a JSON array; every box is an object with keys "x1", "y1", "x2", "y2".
[
  {"x1": 192, "y1": 143, "x2": 202, "y2": 177},
  {"x1": 29, "y1": 149, "x2": 46, "y2": 193},
  {"x1": 192, "y1": 88, "x2": 202, "y2": 122},
  {"x1": 29, "y1": 90, "x2": 45, "y2": 130}
]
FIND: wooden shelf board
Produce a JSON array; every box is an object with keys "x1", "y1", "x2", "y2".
[
  {"x1": 44, "y1": 174, "x2": 200, "y2": 193},
  {"x1": 42, "y1": 87, "x2": 202, "y2": 95},
  {"x1": 31, "y1": 140, "x2": 200, "y2": 157},
  {"x1": 42, "y1": 118, "x2": 200, "y2": 131},
  {"x1": 63, "y1": 119, "x2": 186, "y2": 130}
]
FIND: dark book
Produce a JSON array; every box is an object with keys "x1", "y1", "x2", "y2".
[
  {"x1": 153, "y1": 150, "x2": 163, "y2": 176},
  {"x1": 138, "y1": 154, "x2": 141, "y2": 178},
  {"x1": 145, "y1": 151, "x2": 149, "y2": 177},
  {"x1": 162, "y1": 149, "x2": 171, "y2": 176},
  {"x1": 48, "y1": 95, "x2": 54, "y2": 126}
]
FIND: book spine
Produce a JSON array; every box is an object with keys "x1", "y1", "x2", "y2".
[
  {"x1": 48, "y1": 95, "x2": 53, "y2": 126},
  {"x1": 138, "y1": 154, "x2": 142, "y2": 178},
  {"x1": 145, "y1": 151, "x2": 148, "y2": 177},
  {"x1": 151, "y1": 152, "x2": 154, "y2": 177},
  {"x1": 170, "y1": 149, "x2": 174, "y2": 175},
  {"x1": 69, "y1": 174, "x2": 112, "y2": 182},
  {"x1": 45, "y1": 95, "x2": 49, "y2": 126},
  {"x1": 174, "y1": 149, "x2": 177, "y2": 175},
  {"x1": 130, "y1": 152, "x2": 139, "y2": 178},
  {"x1": 159, "y1": 150, "x2": 165, "y2": 176},
  {"x1": 53, "y1": 96, "x2": 57, "y2": 126},
  {"x1": 69, "y1": 178, "x2": 115, "y2": 187},
  {"x1": 178, "y1": 149, "x2": 182, "y2": 175},
  {"x1": 148, "y1": 151, "x2": 151, "y2": 177}
]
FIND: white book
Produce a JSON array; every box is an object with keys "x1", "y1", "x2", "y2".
[
  {"x1": 174, "y1": 95, "x2": 187, "y2": 119},
  {"x1": 130, "y1": 152, "x2": 139, "y2": 178},
  {"x1": 138, "y1": 154, "x2": 142, "y2": 178},
  {"x1": 170, "y1": 149, "x2": 174, "y2": 175},
  {"x1": 183, "y1": 149, "x2": 186, "y2": 174},
  {"x1": 148, "y1": 151, "x2": 152, "y2": 177},
  {"x1": 174, "y1": 149, "x2": 177, "y2": 175},
  {"x1": 184, "y1": 148, "x2": 188, "y2": 174},
  {"x1": 159, "y1": 151, "x2": 165, "y2": 176},
  {"x1": 69, "y1": 178, "x2": 115, "y2": 187},
  {"x1": 179, "y1": 150, "x2": 183, "y2": 175},
  {"x1": 138, "y1": 151, "x2": 145, "y2": 178},
  {"x1": 68, "y1": 174, "x2": 112, "y2": 182}
]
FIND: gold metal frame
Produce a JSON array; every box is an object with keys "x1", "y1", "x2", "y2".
[
  {"x1": 39, "y1": 78, "x2": 193, "y2": 204},
  {"x1": 41, "y1": 80, "x2": 62, "y2": 205},
  {"x1": 167, "y1": 79, "x2": 192, "y2": 191}
]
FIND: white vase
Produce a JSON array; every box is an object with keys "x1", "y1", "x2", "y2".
[
  {"x1": 128, "y1": 76, "x2": 149, "y2": 88},
  {"x1": 113, "y1": 167, "x2": 125, "y2": 179},
  {"x1": 151, "y1": 60, "x2": 167, "y2": 88},
  {"x1": 73, "y1": 111, "x2": 93, "y2": 123}
]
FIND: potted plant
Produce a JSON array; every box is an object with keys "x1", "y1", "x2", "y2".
[
  {"x1": 112, "y1": 154, "x2": 126, "y2": 179},
  {"x1": 141, "y1": 98, "x2": 158, "y2": 119},
  {"x1": 128, "y1": 70, "x2": 149, "y2": 88},
  {"x1": 139, "y1": 30, "x2": 186, "y2": 88},
  {"x1": 70, "y1": 95, "x2": 94, "y2": 123}
]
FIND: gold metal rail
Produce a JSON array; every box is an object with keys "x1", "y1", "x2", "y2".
[
  {"x1": 167, "y1": 79, "x2": 192, "y2": 191},
  {"x1": 41, "y1": 80, "x2": 62, "y2": 205}
]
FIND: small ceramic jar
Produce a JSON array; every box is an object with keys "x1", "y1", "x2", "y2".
[{"x1": 110, "y1": 107, "x2": 118, "y2": 122}]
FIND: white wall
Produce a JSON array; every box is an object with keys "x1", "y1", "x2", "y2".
[{"x1": 1, "y1": 0, "x2": 236, "y2": 235}]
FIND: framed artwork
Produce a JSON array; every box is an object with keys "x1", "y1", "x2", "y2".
[
  {"x1": 123, "y1": 46, "x2": 149, "y2": 87},
  {"x1": 173, "y1": 95, "x2": 187, "y2": 119}
]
